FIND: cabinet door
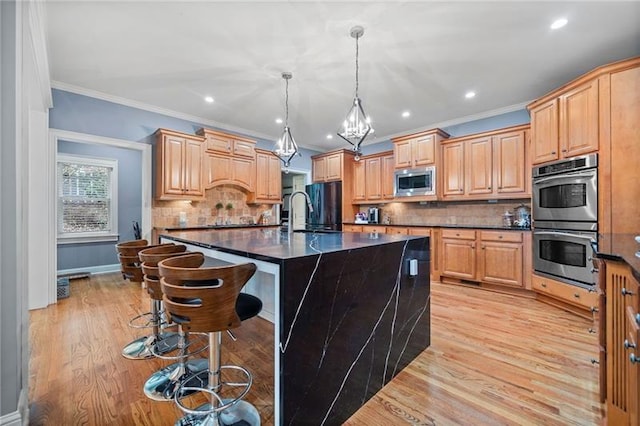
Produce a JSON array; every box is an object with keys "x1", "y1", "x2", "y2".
[
  {"x1": 441, "y1": 237, "x2": 476, "y2": 279},
  {"x1": 325, "y1": 153, "x2": 343, "y2": 181},
  {"x1": 343, "y1": 224, "x2": 363, "y2": 232},
  {"x1": 560, "y1": 80, "x2": 599, "y2": 158},
  {"x1": 254, "y1": 152, "x2": 270, "y2": 199},
  {"x1": 267, "y1": 155, "x2": 282, "y2": 200},
  {"x1": 233, "y1": 139, "x2": 256, "y2": 159},
  {"x1": 205, "y1": 134, "x2": 232, "y2": 154},
  {"x1": 394, "y1": 140, "x2": 413, "y2": 168},
  {"x1": 365, "y1": 156, "x2": 382, "y2": 200},
  {"x1": 442, "y1": 142, "x2": 465, "y2": 197},
  {"x1": 205, "y1": 154, "x2": 231, "y2": 187},
  {"x1": 531, "y1": 99, "x2": 559, "y2": 164},
  {"x1": 465, "y1": 136, "x2": 493, "y2": 196},
  {"x1": 183, "y1": 138, "x2": 203, "y2": 196},
  {"x1": 413, "y1": 135, "x2": 436, "y2": 166},
  {"x1": 232, "y1": 157, "x2": 254, "y2": 191},
  {"x1": 163, "y1": 135, "x2": 185, "y2": 195},
  {"x1": 387, "y1": 227, "x2": 409, "y2": 235},
  {"x1": 312, "y1": 157, "x2": 326, "y2": 182},
  {"x1": 494, "y1": 130, "x2": 527, "y2": 195},
  {"x1": 479, "y1": 241, "x2": 523, "y2": 287},
  {"x1": 352, "y1": 160, "x2": 366, "y2": 201},
  {"x1": 382, "y1": 154, "x2": 395, "y2": 200}
]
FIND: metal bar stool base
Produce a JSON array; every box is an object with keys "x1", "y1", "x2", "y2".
[
  {"x1": 144, "y1": 358, "x2": 208, "y2": 401},
  {"x1": 122, "y1": 332, "x2": 180, "y2": 360},
  {"x1": 175, "y1": 400, "x2": 260, "y2": 426}
]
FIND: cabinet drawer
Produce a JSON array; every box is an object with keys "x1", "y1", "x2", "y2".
[
  {"x1": 442, "y1": 229, "x2": 476, "y2": 240},
  {"x1": 532, "y1": 275, "x2": 598, "y2": 309},
  {"x1": 233, "y1": 140, "x2": 256, "y2": 159},
  {"x1": 480, "y1": 231, "x2": 523, "y2": 243},
  {"x1": 343, "y1": 225, "x2": 363, "y2": 233},
  {"x1": 387, "y1": 227, "x2": 409, "y2": 235},
  {"x1": 408, "y1": 227, "x2": 432, "y2": 237},
  {"x1": 364, "y1": 225, "x2": 387, "y2": 234}
]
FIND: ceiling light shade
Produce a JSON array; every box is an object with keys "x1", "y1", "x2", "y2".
[
  {"x1": 273, "y1": 72, "x2": 300, "y2": 173},
  {"x1": 337, "y1": 26, "x2": 373, "y2": 161}
]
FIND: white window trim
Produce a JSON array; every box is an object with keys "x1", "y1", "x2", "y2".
[{"x1": 56, "y1": 153, "x2": 119, "y2": 244}]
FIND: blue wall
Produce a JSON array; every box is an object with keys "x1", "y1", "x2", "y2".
[
  {"x1": 57, "y1": 141, "x2": 142, "y2": 270},
  {"x1": 360, "y1": 109, "x2": 531, "y2": 155}
]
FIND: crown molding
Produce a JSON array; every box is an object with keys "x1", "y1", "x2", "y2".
[{"x1": 50, "y1": 80, "x2": 280, "y2": 143}]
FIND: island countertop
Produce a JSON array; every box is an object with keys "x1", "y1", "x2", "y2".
[{"x1": 159, "y1": 227, "x2": 423, "y2": 263}]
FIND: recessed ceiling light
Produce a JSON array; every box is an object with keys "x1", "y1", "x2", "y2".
[
  {"x1": 402, "y1": 111, "x2": 411, "y2": 118},
  {"x1": 326, "y1": 134, "x2": 333, "y2": 140},
  {"x1": 465, "y1": 91, "x2": 476, "y2": 99},
  {"x1": 275, "y1": 118, "x2": 283, "y2": 124},
  {"x1": 204, "y1": 96, "x2": 214, "y2": 103},
  {"x1": 550, "y1": 18, "x2": 568, "y2": 29}
]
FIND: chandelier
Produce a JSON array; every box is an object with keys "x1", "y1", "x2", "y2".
[
  {"x1": 273, "y1": 72, "x2": 300, "y2": 172},
  {"x1": 337, "y1": 26, "x2": 373, "y2": 161}
]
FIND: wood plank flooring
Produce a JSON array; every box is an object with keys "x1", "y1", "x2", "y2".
[{"x1": 29, "y1": 273, "x2": 602, "y2": 425}]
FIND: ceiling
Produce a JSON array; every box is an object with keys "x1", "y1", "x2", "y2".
[{"x1": 45, "y1": 1, "x2": 640, "y2": 152}]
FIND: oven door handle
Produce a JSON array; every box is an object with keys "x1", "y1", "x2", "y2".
[
  {"x1": 534, "y1": 231, "x2": 596, "y2": 242},
  {"x1": 533, "y1": 172, "x2": 596, "y2": 185}
]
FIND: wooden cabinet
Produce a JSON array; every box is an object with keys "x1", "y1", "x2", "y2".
[
  {"x1": 247, "y1": 149, "x2": 282, "y2": 204},
  {"x1": 155, "y1": 129, "x2": 205, "y2": 200},
  {"x1": 351, "y1": 151, "x2": 394, "y2": 204},
  {"x1": 441, "y1": 228, "x2": 527, "y2": 290},
  {"x1": 342, "y1": 224, "x2": 363, "y2": 233},
  {"x1": 391, "y1": 129, "x2": 449, "y2": 169},
  {"x1": 598, "y1": 260, "x2": 640, "y2": 426},
  {"x1": 529, "y1": 80, "x2": 599, "y2": 165},
  {"x1": 197, "y1": 128, "x2": 256, "y2": 191},
  {"x1": 441, "y1": 125, "x2": 530, "y2": 200},
  {"x1": 531, "y1": 273, "x2": 598, "y2": 313},
  {"x1": 312, "y1": 151, "x2": 343, "y2": 182}
]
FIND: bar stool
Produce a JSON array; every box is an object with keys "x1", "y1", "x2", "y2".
[
  {"x1": 159, "y1": 253, "x2": 262, "y2": 426},
  {"x1": 121, "y1": 244, "x2": 188, "y2": 360},
  {"x1": 143, "y1": 252, "x2": 210, "y2": 401}
]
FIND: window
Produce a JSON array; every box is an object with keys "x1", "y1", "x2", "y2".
[{"x1": 57, "y1": 154, "x2": 118, "y2": 243}]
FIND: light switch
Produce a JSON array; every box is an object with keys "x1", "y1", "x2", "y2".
[{"x1": 409, "y1": 259, "x2": 418, "y2": 276}]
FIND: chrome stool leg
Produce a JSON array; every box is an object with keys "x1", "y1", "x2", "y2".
[
  {"x1": 122, "y1": 299, "x2": 179, "y2": 360},
  {"x1": 143, "y1": 324, "x2": 209, "y2": 401},
  {"x1": 173, "y1": 332, "x2": 260, "y2": 426}
]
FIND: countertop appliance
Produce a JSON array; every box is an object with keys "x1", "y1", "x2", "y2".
[
  {"x1": 394, "y1": 166, "x2": 436, "y2": 197},
  {"x1": 305, "y1": 181, "x2": 342, "y2": 231},
  {"x1": 532, "y1": 154, "x2": 598, "y2": 288},
  {"x1": 368, "y1": 207, "x2": 380, "y2": 224}
]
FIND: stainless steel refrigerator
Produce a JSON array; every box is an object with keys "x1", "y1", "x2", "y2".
[{"x1": 305, "y1": 181, "x2": 342, "y2": 231}]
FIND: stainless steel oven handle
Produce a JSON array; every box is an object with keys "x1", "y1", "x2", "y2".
[
  {"x1": 533, "y1": 171, "x2": 596, "y2": 185},
  {"x1": 534, "y1": 231, "x2": 596, "y2": 241}
]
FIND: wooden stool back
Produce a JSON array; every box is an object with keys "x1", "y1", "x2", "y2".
[
  {"x1": 116, "y1": 240, "x2": 173, "y2": 283},
  {"x1": 139, "y1": 245, "x2": 188, "y2": 300},
  {"x1": 158, "y1": 253, "x2": 257, "y2": 333}
]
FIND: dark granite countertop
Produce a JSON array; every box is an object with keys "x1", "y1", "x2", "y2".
[
  {"x1": 158, "y1": 224, "x2": 279, "y2": 231},
  {"x1": 595, "y1": 233, "x2": 640, "y2": 282},
  {"x1": 343, "y1": 222, "x2": 530, "y2": 231},
  {"x1": 160, "y1": 227, "x2": 425, "y2": 263}
]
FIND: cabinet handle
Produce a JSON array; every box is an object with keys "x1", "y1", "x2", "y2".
[
  {"x1": 631, "y1": 354, "x2": 639, "y2": 364},
  {"x1": 498, "y1": 235, "x2": 503, "y2": 239},
  {"x1": 621, "y1": 288, "x2": 635, "y2": 296},
  {"x1": 591, "y1": 267, "x2": 599, "y2": 274},
  {"x1": 498, "y1": 186, "x2": 502, "y2": 189},
  {"x1": 487, "y1": 187, "x2": 491, "y2": 189},
  {"x1": 590, "y1": 359, "x2": 599, "y2": 365},
  {"x1": 574, "y1": 293, "x2": 580, "y2": 299},
  {"x1": 471, "y1": 243, "x2": 475, "y2": 249},
  {"x1": 562, "y1": 149, "x2": 567, "y2": 152},
  {"x1": 591, "y1": 307, "x2": 598, "y2": 313},
  {"x1": 624, "y1": 339, "x2": 637, "y2": 349},
  {"x1": 588, "y1": 328, "x2": 596, "y2": 334},
  {"x1": 481, "y1": 245, "x2": 485, "y2": 250},
  {"x1": 551, "y1": 151, "x2": 557, "y2": 155},
  {"x1": 541, "y1": 282, "x2": 547, "y2": 288}
]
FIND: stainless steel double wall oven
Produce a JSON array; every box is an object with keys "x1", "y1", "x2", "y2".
[{"x1": 532, "y1": 154, "x2": 598, "y2": 289}]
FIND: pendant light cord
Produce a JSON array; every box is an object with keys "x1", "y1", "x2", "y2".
[
  {"x1": 284, "y1": 77, "x2": 289, "y2": 127},
  {"x1": 355, "y1": 35, "x2": 359, "y2": 98}
]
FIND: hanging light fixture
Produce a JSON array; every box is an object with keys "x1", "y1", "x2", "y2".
[
  {"x1": 337, "y1": 26, "x2": 373, "y2": 161},
  {"x1": 273, "y1": 72, "x2": 300, "y2": 173}
]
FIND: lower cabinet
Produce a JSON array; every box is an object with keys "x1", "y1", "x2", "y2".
[
  {"x1": 440, "y1": 228, "x2": 528, "y2": 290},
  {"x1": 531, "y1": 273, "x2": 598, "y2": 312}
]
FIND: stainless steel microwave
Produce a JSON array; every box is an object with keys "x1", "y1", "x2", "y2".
[{"x1": 394, "y1": 166, "x2": 436, "y2": 197}]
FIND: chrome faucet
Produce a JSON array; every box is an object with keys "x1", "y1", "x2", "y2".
[{"x1": 288, "y1": 190, "x2": 313, "y2": 236}]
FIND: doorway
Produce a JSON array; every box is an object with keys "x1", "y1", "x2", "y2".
[{"x1": 281, "y1": 171, "x2": 308, "y2": 229}]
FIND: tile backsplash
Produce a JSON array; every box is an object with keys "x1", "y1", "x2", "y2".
[
  {"x1": 360, "y1": 199, "x2": 531, "y2": 227},
  {"x1": 152, "y1": 185, "x2": 275, "y2": 228}
]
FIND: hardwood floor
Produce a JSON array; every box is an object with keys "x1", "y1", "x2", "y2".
[{"x1": 29, "y1": 274, "x2": 602, "y2": 425}]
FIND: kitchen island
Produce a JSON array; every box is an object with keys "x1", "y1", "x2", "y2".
[{"x1": 160, "y1": 228, "x2": 431, "y2": 425}]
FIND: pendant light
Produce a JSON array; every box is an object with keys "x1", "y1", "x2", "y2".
[
  {"x1": 274, "y1": 72, "x2": 300, "y2": 173},
  {"x1": 337, "y1": 26, "x2": 373, "y2": 161}
]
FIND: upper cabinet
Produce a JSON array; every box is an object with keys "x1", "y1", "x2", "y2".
[
  {"x1": 155, "y1": 129, "x2": 205, "y2": 200},
  {"x1": 247, "y1": 149, "x2": 282, "y2": 204},
  {"x1": 311, "y1": 150, "x2": 349, "y2": 182},
  {"x1": 529, "y1": 78, "x2": 599, "y2": 165},
  {"x1": 352, "y1": 151, "x2": 394, "y2": 205},
  {"x1": 197, "y1": 128, "x2": 256, "y2": 191},
  {"x1": 391, "y1": 129, "x2": 449, "y2": 169},
  {"x1": 441, "y1": 125, "x2": 530, "y2": 201}
]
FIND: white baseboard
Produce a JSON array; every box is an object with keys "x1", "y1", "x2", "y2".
[
  {"x1": 57, "y1": 263, "x2": 120, "y2": 276},
  {"x1": 0, "y1": 388, "x2": 27, "y2": 425},
  {"x1": 0, "y1": 411, "x2": 21, "y2": 426}
]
